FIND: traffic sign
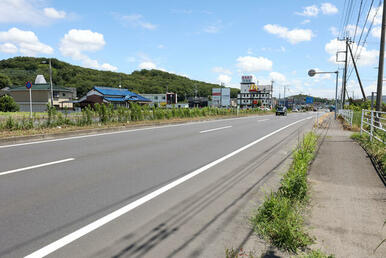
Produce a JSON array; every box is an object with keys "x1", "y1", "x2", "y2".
[
  {"x1": 25, "y1": 81, "x2": 32, "y2": 89},
  {"x1": 306, "y1": 96, "x2": 314, "y2": 104}
]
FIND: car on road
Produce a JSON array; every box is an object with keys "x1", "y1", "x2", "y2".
[{"x1": 276, "y1": 106, "x2": 287, "y2": 116}]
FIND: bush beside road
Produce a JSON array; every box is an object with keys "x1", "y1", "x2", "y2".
[{"x1": 0, "y1": 105, "x2": 273, "y2": 138}]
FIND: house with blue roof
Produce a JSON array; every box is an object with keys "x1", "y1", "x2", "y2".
[{"x1": 78, "y1": 86, "x2": 151, "y2": 108}]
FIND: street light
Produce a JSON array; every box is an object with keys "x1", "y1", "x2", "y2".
[
  {"x1": 42, "y1": 58, "x2": 53, "y2": 107},
  {"x1": 308, "y1": 69, "x2": 339, "y2": 120}
]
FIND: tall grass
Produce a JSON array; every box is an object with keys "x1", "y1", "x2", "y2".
[
  {"x1": 351, "y1": 133, "x2": 386, "y2": 177},
  {"x1": 0, "y1": 104, "x2": 270, "y2": 132},
  {"x1": 250, "y1": 132, "x2": 318, "y2": 253}
]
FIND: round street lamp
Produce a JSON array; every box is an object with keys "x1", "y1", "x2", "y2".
[{"x1": 308, "y1": 69, "x2": 339, "y2": 120}]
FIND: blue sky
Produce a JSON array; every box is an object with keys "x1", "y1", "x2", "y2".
[{"x1": 0, "y1": 0, "x2": 385, "y2": 99}]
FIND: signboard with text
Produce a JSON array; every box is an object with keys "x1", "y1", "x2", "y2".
[{"x1": 306, "y1": 96, "x2": 314, "y2": 104}]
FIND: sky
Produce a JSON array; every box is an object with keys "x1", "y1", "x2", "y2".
[{"x1": 0, "y1": 0, "x2": 385, "y2": 99}]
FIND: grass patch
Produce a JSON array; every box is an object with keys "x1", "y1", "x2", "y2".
[
  {"x1": 295, "y1": 249, "x2": 335, "y2": 258},
  {"x1": 250, "y1": 132, "x2": 318, "y2": 254},
  {"x1": 351, "y1": 133, "x2": 386, "y2": 177}
]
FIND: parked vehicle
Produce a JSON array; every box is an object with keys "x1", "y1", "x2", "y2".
[{"x1": 276, "y1": 106, "x2": 287, "y2": 116}]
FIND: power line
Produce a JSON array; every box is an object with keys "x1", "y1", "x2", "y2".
[
  {"x1": 347, "y1": 0, "x2": 381, "y2": 82},
  {"x1": 353, "y1": 0, "x2": 364, "y2": 42}
]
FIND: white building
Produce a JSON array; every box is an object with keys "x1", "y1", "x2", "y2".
[
  {"x1": 237, "y1": 76, "x2": 273, "y2": 108},
  {"x1": 212, "y1": 88, "x2": 231, "y2": 107},
  {"x1": 141, "y1": 92, "x2": 178, "y2": 107},
  {"x1": 141, "y1": 94, "x2": 167, "y2": 106}
]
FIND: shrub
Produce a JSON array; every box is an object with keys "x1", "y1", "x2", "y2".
[{"x1": 0, "y1": 95, "x2": 19, "y2": 112}]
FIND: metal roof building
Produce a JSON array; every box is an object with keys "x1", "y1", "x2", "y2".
[{"x1": 78, "y1": 86, "x2": 151, "y2": 108}]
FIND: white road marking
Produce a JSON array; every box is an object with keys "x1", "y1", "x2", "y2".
[
  {"x1": 257, "y1": 119, "x2": 269, "y2": 122},
  {"x1": 0, "y1": 115, "x2": 274, "y2": 149},
  {"x1": 25, "y1": 116, "x2": 312, "y2": 258},
  {"x1": 199, "y1": 126, "x2": 232, "y2": 134},
  {"x1": 0, "y1": 158, "x2": 75, "y2": 176}
]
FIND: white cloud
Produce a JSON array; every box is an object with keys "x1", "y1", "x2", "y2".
[
  {"x1": 0, "y1": 27, "x2": 53, "y2": 55},
  {"x1": 371, "y1": 27, "x2": 381, "y2": 38},
  {"x1": 157, "y1": 44, "x2": 165, "y2": 49},
  {"x1": 321, "y1": 3, "x2": 338, "y2": 15},
  {"x1": 296, "y1": 5, "x2": 319, "y2": 17},
  {"x1": 236, "y1": 56, "x2": 272, "y2": 72},
  {"x1": 301, "y1": 19, "x2": 311, "y2": 25},
  {"x1": 203, "y1": 20, "x2": 222, "y2": 34},
  {"x1": 325, "y1": 38, "x2": 378, "y2": 67},
  {"x1": 204, "y1": 25, "x2": 220, "y2": 33},
  {"x1": 345, "y1": 24, "x2": 367, "y2": 38},
  {"x1": 217, "y1": 74, "x2": 232, "y2": 84},
  {"x1": 59, "y1": 29, "x2": 117, "y2": 71},
  {"x1": 0, "y1": 0, "x2": 67, "y2": 25},
  {"x1": 139, "y1": 61, "x2": 157, "y2": 70},
  {"x1": 114, "y1": 13, "x2": 157, "y2": 30},
  {"x1": 212, "y1": 66, "x2": 232, "y2": 75},
  {"x1": 264, "y1": 24, "x2": 313, "y2": 44},
  {"x1": 0, "y1": 43, "x2": 17, "y2": 53},
  {"x1": 330, "y1": 26, "x2": 339, "y2": 36},
  {"x1": 269, "y1": 72, "x2": 286, "y2": 83},
  {"x1": 44, "y1": 8, "x2": 66, "y2": 19},
  {"x1": 369, "y1": 5, "x2": 383, "y2": 26}
]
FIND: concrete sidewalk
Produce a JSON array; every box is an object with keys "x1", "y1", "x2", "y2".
[{"x1": 308, "y1": 118, "x2": 386, "y2": 257}]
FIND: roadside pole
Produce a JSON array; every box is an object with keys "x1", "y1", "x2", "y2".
[
  {"x1": 376, "y1": 0, "x2": 386, "y2": 112},
  {"x1": 26, "y1": 81, "x2": 32, "y2": 119},
  {"x1": 29, "y1": 88, "x2": 32, "y2": 119},
  {"x1": 335, "y1": 71, "x2": 339, "y2": 120}
]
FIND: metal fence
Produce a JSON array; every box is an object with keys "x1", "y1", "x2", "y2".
[
  {"x1": 360, "y1": 109, "x2": 386, "y2": 144},
  {"x1": 338, "y1": 109, "x2": 353, "y2": 126}
]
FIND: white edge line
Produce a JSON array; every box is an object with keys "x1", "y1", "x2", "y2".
[
  {"x1": 199, "y1": 125, "x2": 232, "y2": 134},
  {"x1": 25, "y1": 116, "x2": 312, "y2": 258},
  {"x1": 0, "y1": 114, "x2": 274, "y2": 149},
  {"x1": 0, "y1": 158, "x2": 75, "y2": 176}
]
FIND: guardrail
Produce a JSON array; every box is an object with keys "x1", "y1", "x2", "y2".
[
  {"x1": 338, "y1": 109, "x2": 353, "y2": 126},
  {"x1": 360, "y1": 109, "x2": 386, "y2": 144}
]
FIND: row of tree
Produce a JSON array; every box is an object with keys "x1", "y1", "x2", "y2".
[{"x1": 0, "y1": 57, "x2": 240, "y2": 100}]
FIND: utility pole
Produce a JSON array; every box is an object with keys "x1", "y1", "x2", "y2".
[
  {"x1": 347, "y1": 42, "x2": 366, "y2": 100},
  {"x1": 371, "y1": 91, "x2": 376, "y2": 110},
  {"x1": 49, "y1": 58, "x2": 53, "y2": 107},
  {"x1": 376, "y1": 0, "x2": 386, "y2": 112},
  {"x1": 271, "y1": 80, "x2": 274, "y2": 109},
  {"x1": 342, "y1": 38, "x2": 349, "y2": 106}
]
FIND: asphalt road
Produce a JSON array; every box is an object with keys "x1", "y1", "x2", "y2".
[{"x1": 0, "y1": 112, "x2": 317, "y2": 257}]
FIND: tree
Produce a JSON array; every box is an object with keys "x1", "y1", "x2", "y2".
[
  {"x1": 0, "y1": 95, "x2": 19, "y2": 112},
  {"x1": 0, "y1": 74, "x2": 12, "y2": 88}
]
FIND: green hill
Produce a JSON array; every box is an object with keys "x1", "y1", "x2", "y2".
[
  {"x1": 287, "y1": 94, "x2": 334, "y2": 105},
  {"x1": 0, "y1": 57, "x2": 239, "y2": 101}
]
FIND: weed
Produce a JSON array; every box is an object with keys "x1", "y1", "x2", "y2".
[
  {"x1": 296, "y1": 249, "x2": 335, "y2": 258},
  {"x1": 250, "y1": 132, "x2": 318, "y2": 253}
]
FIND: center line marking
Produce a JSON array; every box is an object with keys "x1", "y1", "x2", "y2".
[
  {"x1": 25, "y1": 116, "x2": 312, "y2": 258},
  {"x1": 199, "y1": 126, "x2": 232, "y2": 134},
  {"x1": 257, "y1": 119, "x2": 269, "y2": 122},
  {"x1": 0, "y1": 158, "x2": 75, "y2": 176}
]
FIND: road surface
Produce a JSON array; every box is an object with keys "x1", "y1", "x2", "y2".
[{"x1": 0, "y1": 112, "x2": 316, "y2": 257}]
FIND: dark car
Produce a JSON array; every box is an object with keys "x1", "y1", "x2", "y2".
[{"x1": 276, "y1": 106, "x2": 287, "y2": 116}]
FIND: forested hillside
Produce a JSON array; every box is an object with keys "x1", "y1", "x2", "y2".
[{"x1": 0, "y1": 57, "x2": 239, "y2": 100}]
